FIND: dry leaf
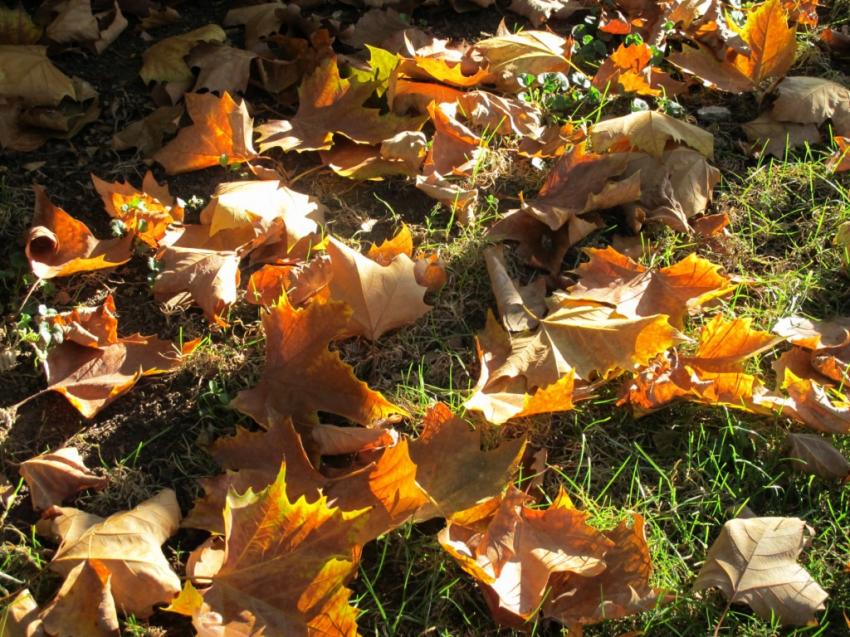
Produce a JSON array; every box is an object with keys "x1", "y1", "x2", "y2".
[
  {"x1": 139, "y1": 24, "x2": 226, "y2": 85},
  {"x1": 742, "y1": 114, "x2": 820, "y2": 157},
  {"x1": 326, "y1": 236, "x2": 432, "y2": 340},
  {"x1": 19, "y1": 447, "x2": 107, "y2": 511},
  {"x1": 484, "y1": 244, "x2": 547, "y2": 331},
  {"x1": 230, "y1": 295, "x2": 406, "y2": 428},
  {"x1": 26, "y1": 186, "x2": 133, "y2": 279},
  {"x1": 471, "y1": 31, "x2": 571, "y2": 90},
  {"x1": 153, "y1": 92, "x2": 257, "y2": 175},
  {"x1": 560, "y1": 247, "x2": 734, "y2": 328},
  {"x1": 186, "y1": 43, "x2": 257, "y2": 95},
  {"x1": 0, "y1": 4, "x2": 42, "y2": 44},
  {"x1": 111, "y1": 104, "x2": 183, "y2": 156},
  {"x1": 0, "y1": 46, "x2": 76, "y2": 105},
  {"x1": 591, "y1": 110, "x2": 714, "y2": 158},
  {"x1": 770, "y1": 76, "x2": 850, "y2": 137},
  {"x1": 40, "y1": 559, "x2": 120, "y2": 637},
  {"x1": 38, "y1": 489, "x2": 182, "y2": 618},
  {"x1": 694, "y1": 516, "x2": 828, "y2": 625},
  {"x1": 786, "y1": 433, "x2": 850, "y2": 480},
  {"x1": 47, "y1": 293, "x2": 118, "y2": 348}
]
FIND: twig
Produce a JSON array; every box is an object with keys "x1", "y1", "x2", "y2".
[{"x1": 16, "y1": 278, "x2": 42, "y2": 315}]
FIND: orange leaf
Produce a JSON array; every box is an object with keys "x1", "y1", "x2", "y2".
[
  {"x1": 26, "y1": 186, "x2": 133, "y2": 279},
  {"x1": 230, "y1": 295, "x2": 406, "y2": 427},
  {"x1": 153, "y1": 91, "x2": 256, "y2": 175}
]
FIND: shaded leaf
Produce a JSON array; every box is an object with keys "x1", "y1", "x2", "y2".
[
  {"x1": 19, "y1": 447, "x2": 107, "y2": 511},
  {"x1": 786, "y1": 433, "x2": 850, "y2": 480}
]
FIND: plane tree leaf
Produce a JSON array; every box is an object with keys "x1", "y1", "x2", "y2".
[
  {"x1": 693, "y1": 516, "x2": 828, "y2": 626},
  {"x1": 786, "y1": 433, "x2": 850, "y2": 480},
  {"x1": 139, "y1": 24, "x2": 226, "y2": 84},
  {"x1": 590, "y1": 110, "x2": 714, "y2": 158},
  {"x1": 19, "y1": 447, "x2": 107, "y2": 511}
]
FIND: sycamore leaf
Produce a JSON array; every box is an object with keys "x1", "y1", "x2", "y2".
[
  {"x1": 439, "y1": 487, "x2": 613, "y2": 622},
  {"x1": 47, "y1": 293, "x2": 118, "y2": 348},
  {"x1": 0, "y1": 46, "x2": 76, "y2": 105},
  {"x1": 694, "y1": 516, "x2": 828, "y2": 626},
  {"x1": 38, "y1": 489, "x2": 181, "y2": 618},
  {"x1": 544, "y1": 513, "x2": 661, "y2": 630},
  {"x1": 169, "y1": 465, "x2": 365, "y2": 636},
  {"x1": 45, "y1": 0, "x2": 127, "y2": 54},
  {"x1": 152, "y1": 246, "x2": 240, "y2": 327},
  {"x1": 153, "y1": 92, "x2": 257, "y2": 175},
  {"x1": 111, "y1": 104, "x2": 183, "y2": 156},
  {"x1": 770, "y1": 76, "x2": 850, "y2": 137},
  {"x1": 139, "y1": 24, "x2": 226, "y2": 84},
  {"x1": 40, "y1": 559, "x2": 120, "y2": 637},
  {"x1": 484, "y1": 244, "x2": 547, "y2": 332},
  {"x1": 591, "y1": 110, "x2": 714, "y2": 158},
  {"x1": 409, "y1": 403, "x2": 526, "y2": 520},
  {"x1": 246, "y1": 257, "x2": 333, "y2": 308},
  {"x1": 786, "y1": 433, "x2": 850, "y2": 480},
  {"x1": 19, "y1": 447, "x2": 107, "y2": 511},
  {"x1": 519, "y1": 143, "x2": 638, "y2": 231},
  {"x1": 255, "y1": 55, "x2": 425, "y2": 153},
  {"x1": 91, "y1": 171, "x2": 184, "y2": 247},
  {"x1": 186, "y1": 43, "x2": 257, "y2": 95},
  {"x1": 670, "y1": 0, "x2": 795, "y2": 91},
  {"x1": 741, "y1": 114, "x2": 820, "y2": 157},
  {"x1": 230, "y1": 295, "x2": 405, "y2": 427},
  {"x1": 471, "y1": 31, "x2": 571, "y2": 90},
  {"x1": 326, "y1": 236, "x2": 431, "y2": 341},
  {"x1": 26, "y1": 186, "x2": 133, "y2": 279},
  {"x1": 560, "y1": 247, "x2": 734, "y2": 328},
  {"x1": 0, "y1": 4, "x2": 42, "y2": 44}
]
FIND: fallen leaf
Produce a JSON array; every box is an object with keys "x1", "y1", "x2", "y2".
[
  {"x1": 591, "y1": 110, "x2": 714, "y2": 158},
  {"x1": 47, "y1": 293, "x2": 118, "y2": 348},
  {"x1": 153, "y1": 246, "x2": 240, "y2": 326},
  {"x1": 38, "y1": 489, "x2": 182, "y2": 618},
  {"x1": 0, "y1": 589, "x2": 44, "y2": 637},
  {"x1": 742, "y1": 114, "x2": 820, "y2": 157},
  {"x1": 246, "y1": 256, "x2": 333, "y2": 308},
  {"x1": 774, "y1": 316, "x2": 850, "y2": 383},
  {"x1": 46, "y1": 0, "x2": 127, "y2": 54},
  {"x1": 0, "y1": 4, "x2": 42, "y2": 44},
  {"x1": 153, "y1": 91, "x2": 257, "y2": 175},
  {"x1": 230, "y1": 295, "x2": 405, "y2": 427},
  {"x1": 19, "y1": 447, "x2": 107, "y2": 511},
  {"x1": 186, "y1": 43, "x2": 257, "y2": 95},
  {"x1": 560, "y1": 247, "x2": 734, "y2": 328},
  {"x1": 256, "y1": 55, "x2": 425, "y2": 153},
  {"x1": 111, "y1": 104, "x2": 183, "y2": 156},
  {"x1": 26, "y1": 186, "x2": 133, "y2": 279},
  {"x1": 40, "y1": 559, "x2": 120, "y2": 637},
  {"x1": 770, "y1": 76, "x2": 850, "y2": 137},
  {"x1": 484, "y1": 245, "x2": 547, "y2": 332},
  {"x1": 507, "y1": 0, "x2": 582, "y2": 26},
  {"x1": 786, "y1": 433, "x2": 850, "y2": 480},
  {"x1": 471, "y1": 31, "x2": 571, "y2": 90},
  {"x1": 169, "y1": 465, "x2": 365, "y2": 636},
  {"x1": 139, "y1": 24, "x2": 226, "y2": 85},
  {"x1": 693, "y1": 516, "x2": 828, "y2": 625},
  {"x1": 326, "y1": 236, "x2": 432, "y2": 340},
  {"x1": 0, "y1": 46, "x2": 76, "y2": 105}
]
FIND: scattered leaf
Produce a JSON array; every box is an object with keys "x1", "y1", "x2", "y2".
[{"x1": 19, "y1": 447, "x2": 107, "y2": 511}]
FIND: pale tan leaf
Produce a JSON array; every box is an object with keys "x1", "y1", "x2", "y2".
[{"x1": 19, "y1": 447, "x2": 107, "y2": 511}]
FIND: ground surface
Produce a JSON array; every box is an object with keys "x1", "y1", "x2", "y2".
[{"x1": 2, "y1": 1, "x2": 850, "y2": 636}]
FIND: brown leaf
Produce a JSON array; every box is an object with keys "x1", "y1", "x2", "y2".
[
  {"x1": 742, "y1": 114, "x2": 820, "y2": 157},
  {"x1": 471, "y1": 31, "x2": 571, "y2": 90},
  {"x1": 409, "y1": 403, "x2": 526, "y2": 519},
  {"x1": 774, "y1": 316, "x2": 850, "y2": 383},
  {"x1": 111, "y1": 104, "x2": 183, "y2": 156},
  {"x1": 326, "y1": 236, "x2": 431, "y2": 340},
  {"x1": 507, "y1": 0, "x2": 582, "y2": 26},
  {"x1": 47, "y1": 294, "x2": 118, "y2": 348},
  {"x1": 484, "y1": 245, "x2": 547, "y2": 332},
  {"x1": 694, "y1": 516, "x2": 828, "y2": 625},
  {"x1": 0, "y1": 46, "x2": 76, "y2": 105},
  {"x1": 246, "y1": 257, "x2": 333, "y2": 308},
  {"x1": 786, "y1": 433, "x2": 850, "y2": 480},
  {"x1": 153, "y1": 92, "x2": 257, "y2": 175},
  {"x1": 19, "y1": 447, "x2": 107, "y2": 511},
  {"x1": 153, "y1": 246, "x2": 240, "y2": 327},
  {"x1": 41, "y1": 559, "x2": 120, "y2": 637},
  {"x1": 256, "y1": 55, "x2": 425, "y2": 153},
  {"x1": 230, "y1": 295, "x2": 406, "y2": 428},
  {"x1": 139, "y1": 24, "x2": 226, "y2": 85},
  {"x1": 26, "y1": 186, "x2": 133, "y2": 279},
  {"x1": 0, "y1": 4, "x2": 42, "y2": 44},
  {"x1": 168, "y1": 466, "x2": 364, "y2": 636},
  {"x1": 0, "y1": 589, "x2": 44, "y2": 637},
  {"x1": 770, "y1": 76, "x2": 850, "y2": 137},
  {"x1": 439, "y1": 487, "x2": 613, "y2": 623},
  {"x1": 561, "y1": 247, "x2": 734, "y2": 328},
  {"x1": 591, "y1": 110, "x2": 714, "y2": 158},
  {"x1": 186, "y1": 43, "x2": 257, "y2": 95},
  {"x1": 38, "y1": 489, "x2": 182, "y2": 618},
  {"x1": 45, "y1": 0, "x2": 127, "y2": 54}
]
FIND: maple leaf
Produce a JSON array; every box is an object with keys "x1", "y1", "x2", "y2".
[
  {"x1": 786, "y1": 433, "x2": 850, "y2": 480},
  {"x1": 670, "y1": 0, "x2": 796, "y2": 91},
  {"x1": 45, "y1": 0, "x2": 128, "y2": 54},
  {"x1": 111, "y1": 104, "x2": 183, "y2": 156},
  {"x1": 439, "y1": 487, "x2": 613, "y2": 622},
  {"x1": 169, "y1": 465, "x2": 365, "y2": 636},
  {"x1": 186, "y1": 43, "x2": 257, "y2": 95},
  {"x1": 484, "y1": 244, "x2": 547, "y2": 332},
  {"x1": 230, "y1": 295, "x2": 405, "y2": 427},
  {"x1": 26, "y1": 186, "x2": 133, "y2": 279},
  {"x1": 593, "y1": 42, "x2": 668, "y2": 97},
  {"x1": 38, "y1": 489, "x2": 182, "y2": 618},
  {"x1": 0, "y1": 45, "x2": 76, "y2": 105},
  {"x1": 255, "y1": 55, "x2": 425, "y2": 153},
  {"x1": 590, "y1": 110, "x2": 714, "y2": 158},
  {"x1": 152, "y1": 246, "x2": 241, "y2": 327},
  {"x1": 694, "y1": 516, "x2": 828, "y2": 625},
  {"x1": 326, "y1": 236, "x2": 432, "y2": 341},
  {"x1": 153, "y1": 92, "x2": 257, "y2": 175},
  {"x1": 139, "y1": 24, "x2": 226, "y2": 84},
  {"x1": 19, "y1": 447, "x2": 107, "y2": 511},
  {"x1": 47, "y1": 293, "x2": 118, "y2": 348},
  {"x1": 246, "y1": 256, "x2": 333, "y2": 308},
  {"x1": 41, "y1": 559, "x2": 120, "y2": 637},
  {"x1": 91, "y1": 171, "x2": 184, "y2": 247},
  {"x1": 560, "y1": 247, "x2": 735, "y2": 328}
]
